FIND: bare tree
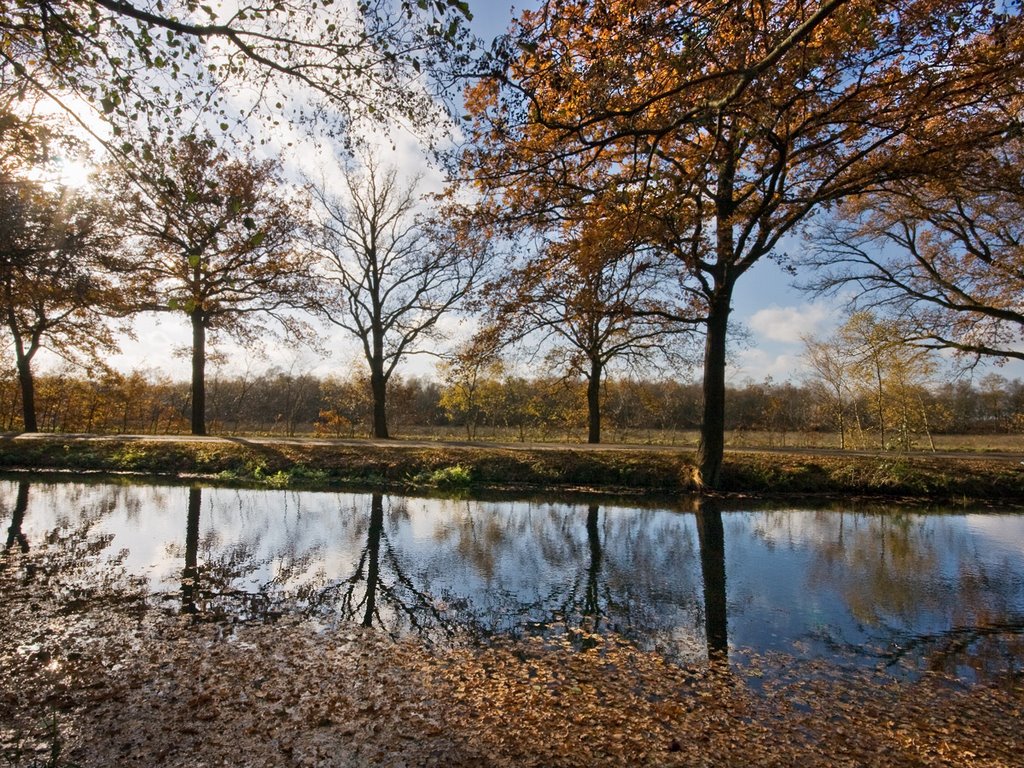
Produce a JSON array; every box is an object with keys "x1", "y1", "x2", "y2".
[
  {"x1": 801, "y1": 334, "x2": 853, "y2": 450},
  {"x1": 310, "y1": 156, "x2": 484, "y2": 438}
]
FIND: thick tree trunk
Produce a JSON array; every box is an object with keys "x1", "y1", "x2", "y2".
[
  {"x1": 586, "y1": 357, "x2": 602, "y2": 444},
  {"x1": 696, "y1": 286, "x2": 733, "y2": 488},
  {"x1": 15, "y1": 352, "x2": 37, "y2": 433},
  {"x1": 190, "y1": 310, "x2": 207, "y2": 436},
  {"x1": 370, "y1": 366, "x2": 389, "y2": 439},
  {"x1": 697, "y1": 142, "x2": 738, "y2": 489}
]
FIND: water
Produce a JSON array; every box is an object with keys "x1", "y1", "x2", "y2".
[{"x1": 3, "y1": 477, "x2": 1023, "y2": 682}]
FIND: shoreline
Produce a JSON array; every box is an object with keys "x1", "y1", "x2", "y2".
[{"x1": 1, "y1": 432, "x2": 1022, "y2": 506}]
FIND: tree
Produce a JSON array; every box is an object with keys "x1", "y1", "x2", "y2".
[
  {"x1": 117, "y1": 135, "x2": 315, "y2": 435},
  {"x1": 0, "y1": 115, "x2": 123, "y2": 431},
  {"x1": 438, "y1": 335, "x2": 505, "y2": 440},
  {"x1": 310, "y1": 156, "x2": 483, "y2": 439},
  {"x1": 806, "y1": 136, "x2": 1024, "y2": 365},
  {"x1": 0, "y1": 0, "x2": 474, "y2": 143},
  {"x1": 837, "y1": 311, "x2": 940, "y2": 450},
  {"x1": 802, "y1": 334, "x2": 853, "y2": 449},
  {"x1": 480, "y1": 222, "x2": 694, "y2": 443},
  {"x1": 464, "y1": 0, "x2": 1024, "y2": 486}
]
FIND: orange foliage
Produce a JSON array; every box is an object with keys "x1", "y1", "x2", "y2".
[{"x1": 464, "y1": 0, "x2": 1024, "y2": 485}]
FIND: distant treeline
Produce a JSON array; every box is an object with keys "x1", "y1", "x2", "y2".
[{"x1": 2, "y1": 369, "x2": 1022, "y2": 444}]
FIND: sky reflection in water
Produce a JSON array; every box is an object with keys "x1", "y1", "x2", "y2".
[{"x1": 2, "y1": 478, "x2": 1022, "y2": 683}]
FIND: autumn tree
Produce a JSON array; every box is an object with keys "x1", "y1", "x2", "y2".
[
  {"x1": 802, "y1": 333, "x2": 853, "y2": 449},
  {"x1": 116, "y1": 135, "x2": 315, "y2": 436},
  {"x1": 837, "y1": 311, "x2": 940, "y2": 450},
  {"x1": 464, "y1": 0, "x2": 1024, "y2": 486},
  {"x1": 806, "y1": 136, "x2": 1024, "y2": 365},
  {"x1": 480, "y1": 218, "x2": 694, "y2": 444},
  {"x1": 310, "y1": 156, "x2": 484, "y2": 439},
  {"x1": 0, "y1": 105, "x2": 124, "y2": 432},
  {"x1": 438, "y1": 334, "x2": 506, "y2": 440}
]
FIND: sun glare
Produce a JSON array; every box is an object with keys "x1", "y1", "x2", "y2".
[
  {"x1": 22, "y1": 155, "x2": 97, "y2": 190},
  {"x1": 52, "y1": 156, "x2": 96, "y2": 189}
]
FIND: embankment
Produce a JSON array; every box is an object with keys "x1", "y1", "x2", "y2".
[{"x1": 1, "y1": 433, "x2": 1022, "y2": 504}]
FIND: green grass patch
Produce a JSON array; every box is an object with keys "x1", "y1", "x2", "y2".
[{"x1": 406, "y1": 464, "x2": 473, "y2": 489}]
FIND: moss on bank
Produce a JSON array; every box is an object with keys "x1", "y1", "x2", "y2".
[{"x1": 0, "y1": 433, "x2": 1021, "y2": 503}]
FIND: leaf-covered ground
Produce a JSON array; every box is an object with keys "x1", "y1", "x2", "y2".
[{"x1": 2, "y1": 544, "x2": 1022, "y2": 768}]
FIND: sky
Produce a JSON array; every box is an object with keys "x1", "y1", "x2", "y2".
[{"x1": 93, "y1": 1, "x2": 1020, "y2": 387}]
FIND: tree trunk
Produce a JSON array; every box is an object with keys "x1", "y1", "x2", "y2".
[
  {"x1": 837, "y1": 398, "x2": 846, "y2": 450},
  {"x1": 586, "y1": 357, "x2": 602, "y2": 444},
  {"x1": 874, "y1": 361, "x2": 885, "y2": 450},
  {"x1": 697, "y1": 143, "x2": 738, "y2": 489},
  {"x1": 15, "y1": 351, "x2": 37, "y2": 433},
  {"x1": 8, "y1": 318, "x2": 38, "y2": 433},
  {"x1": 190, "y1": 310, "x2": 207, "y2": 436},
  {"x1": 370, "y1": 366, "x2": 389, "y2": 439},
  {"x1": 696, "y1": 286, "x2": 733, "y2": 488},
  {"x1": 919, "y1": 394, "x2": 937, "y2": 452}
]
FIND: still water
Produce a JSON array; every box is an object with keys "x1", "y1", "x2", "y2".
[{"x1": 3, "y1": 477, "x2": 1023, "y2": 681}]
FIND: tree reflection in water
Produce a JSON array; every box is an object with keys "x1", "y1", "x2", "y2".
[
  {"x1": 584, "y1": 504, "x2": 602, "y2": 622},
  {"x1": 1, "y1": 481, "x2": 33, "y2": 584},
  {"x1": 302, "y1": 493, "x2": 454, "y2": 639},
  {"x1": 696, "y1": 503, "x2": 728, "y2": 662},
  {"x1": 2, "y1": 478, "x2": 1023, "y2": 683},
  {"x1": 181, "y1": 487, "x2": 201, "y2": 614},
  {"x1": 175, "y1": 486, "x2": 313, "y2": 623},
  {"x1": 758, "y1": 507, "x2": 1024, "y2": 683},
  {"x1": 3, "y1": 481, "x2": 30, "y2": 556}
]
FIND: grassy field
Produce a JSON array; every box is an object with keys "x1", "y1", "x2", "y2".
[
  {"x1": 305, "y1": 423, "x2": 1024, "y2": 452},
  {"x1": 0, "y1": 432, "x2": 1021, "y2": 503}
]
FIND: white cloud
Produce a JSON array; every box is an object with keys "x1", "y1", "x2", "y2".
[
  {"x1": 748, "y1": 303, "x2": 834, "y2": 344},
  {"x1": 727, "y1": 348, "x2": 808, "y2": 384}
]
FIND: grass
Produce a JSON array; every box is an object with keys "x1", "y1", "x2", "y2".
[
  {"x1": 0, "y1": 432, "x2": 1022, "y2": 503},
  {"x1": 351, "y1": 425, "x2": 1024, "y2": 452}
]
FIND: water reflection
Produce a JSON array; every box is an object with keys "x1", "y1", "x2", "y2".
[
  {"x1": 2, "y1": 477, "x2": 1023, "y2": 682},
  {"x1": 3, "y1": 481, "x2": 29, "y2": 556},
  {"x1": 584, "y1": 504, "x2": 601, "y2": 622},
  {"x1": 696, "y1": 505, "x2": 728, "y2": 661},
  {"x1": 181, "y1": 487, "x2": 201, "y2": 614},
  {"x1": 302, "y1": 493, "x2": 452, "y2": 637}
]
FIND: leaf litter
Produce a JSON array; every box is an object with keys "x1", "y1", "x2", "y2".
[{"x1": 1, "y1": 545, "x2": 1022, "y2": 767}]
